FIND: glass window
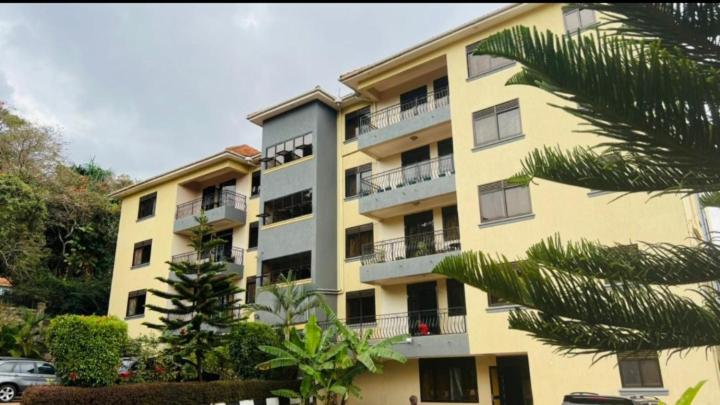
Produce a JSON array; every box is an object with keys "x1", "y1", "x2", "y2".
[
  {"x1": 15, "y1": 362, "x2": 35, "y2": 374},
  {"x1": 619, "y1": 352, "x2": 663, "y2": 388},
  {"x1": 37, "y1": 363, "x2": 55, "y2": 375},
  {"x1": 563, "y1": 7, "x2": 596, "y2": 34},
  {"x1": 126, "y1": 290, "x2": 147, "y2": 317},
  {"x1": 251, "y1": 171, "x2": 261, "y2": 197},
  {"x1": 346, "y1": 289, "x2": 375, "y2": 325},
  {"x1": 473, "y1": 99, "x2": 522, "y2": 147},
  {"x1": 466, "y1": 41, "x2": 515, "y2": 79},
  {"x1": 263, "y1": 133, "x2": 313, "y2": 169},
  {"x1": 478, "y1": 181, "x2": 532, "y2": 223},
  {"x1": 419, "y1": 357, "x2": 479, "y2": 402},
  {"x1": 137, "y1": 192, "x2": 157, "y2": 220},
  {"x1": 345, "y1": 164, "x2": 372, "y2": 198},
  {"x1": 262, "y1": 189, "x2": 312, "y2": 225},
  {"x1": 446, "y1": 279, "x2": 466, "y2": 316},
  {"x1": 132, "y1": 240, "x2": 152, "y2": 267},
  {"x1": 246, "y1": 276, "x2": 257, "y2": 304},
  {"x1": 0, "y1": 362, "x2": 13, "y2": 372},
  {"x1": 260, "y1": 251, "x2": 312, "y2": 285},
  {"x1": 345, "y1": 106, "x2": 370, "y2": 141},
  {"x1": 346, "y1": 224, "x2": 373, "y2": 259},
  {"x1": 248, "y1": 221, "x2": 259, "y2": 249},
  {"x1": 438, "y1": 138, "x2": 453, "y2": 157}
]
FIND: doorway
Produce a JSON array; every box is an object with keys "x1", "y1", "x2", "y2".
[
  {"x1": 401, "y1": 145, "x2": 431, "y2": 185},
  {"x1": 404, "y1": 210, "x2": 435, "y2": 258},
  {"x1": 490, "y1": 356, "x2": 534, "y2": 405},
  {"x1": 407, "y1": 281, "x2": 439, "y2": 335}
]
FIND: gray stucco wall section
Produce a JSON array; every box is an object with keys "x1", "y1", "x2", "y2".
[
  {"x1": 360, "y1": 251, "x2": 459, "y2": 284},
  {"x1": 357, "y1": 104, "x2": 450, "y2": 151},
  {"x1": 359, "y1": 174, "x2": 456, "y2": 216},
  {"x1": 393, "y1": 333, "x2": 470, "y2": 358},
  {"x1": 258, "y1": 217, "x2": 314, "y2": 260},
  {"x1": 173, "y1": 205, "x2": 246, "y2": 234}
]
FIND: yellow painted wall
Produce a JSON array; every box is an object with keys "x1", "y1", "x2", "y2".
[{"x1": 337, "y1": 3, "x2": 720, "y2": 404}]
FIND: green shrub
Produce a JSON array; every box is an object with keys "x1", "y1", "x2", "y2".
[
  {"x1": 228, "y1": 322, "x2": 283, "y2": 379},
  {"x1": 47, "y1": 315, "x2": 127, "y2": 387},
  {"x1": 20, "y1": 380, "x2": 299, "y2": 405}
]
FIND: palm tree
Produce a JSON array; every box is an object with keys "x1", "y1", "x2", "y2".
[
  {"x1": 246, "y1": 272, "x2": 323, "y2": 341},
  {"x1": 435, "y1": 3, "x2": 720, "y2": 356}
]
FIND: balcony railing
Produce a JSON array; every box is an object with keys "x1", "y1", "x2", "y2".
[
  {"x1": 360, "y1": 155, "x2": 454, "y2": 195},
  {"x1": 324, "y1": 308, "x2": 466, "y2": 340},
  {"x1": 257, "y1": 265, "x2": 312, "y2": 287},
  {"x1": 361, "y1": 228, "x2": 460, "y2": 265},
  {"x1": 175, "y1": 190, "x2": 247, "y2": 220},
  {"x1": 171, "y1": 246, "x2": 244, "y2": 266},
  {"x1": 356, "y1": 87, "x2": 449, "y2": 135}
]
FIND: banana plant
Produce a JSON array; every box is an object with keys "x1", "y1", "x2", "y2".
[{"x1": 659, "y1": 380, "x2": 705, "y2": 405}]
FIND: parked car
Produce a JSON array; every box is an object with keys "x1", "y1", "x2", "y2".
[
  {"x1": 563, "y1": 392, "x2": 660, "y2": 405},
  {"x1": 0, "y1": 357, "x2": 57, "y2": 403}
]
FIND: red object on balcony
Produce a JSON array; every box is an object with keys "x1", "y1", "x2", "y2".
[{"x1": 418, "y1": 321, "x2": 430, "y2": 336}]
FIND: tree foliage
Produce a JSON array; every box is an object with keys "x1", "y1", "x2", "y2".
[
  {"x1": 435, "y1": 2, "x2": 720, "y2": 357},
  {"x1": 144, "y1": 214, "x2": 244, "y2": 381}
]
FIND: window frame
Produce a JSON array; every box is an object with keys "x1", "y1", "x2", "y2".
[
  {"x1": 245, "y1": 276, "x2": 257, "y2": 304},
  {"x1": 419, "y1": 357, "x2": 479, "y2": 403},
  {"x1": 478, "y1": 180, "x2": 532, "y2": 223},
  {"x1": 263, "y1": 133, "x2": 313, "y2": 170},
  {"x1": 262, "y1": 189, "x2": 313, "y2": 226},
  {"x1": 345, "y1": 223, "x2": 374, "y2": 260},
  {"x1": 251, "y1": 171, "x2": 261, "y2": 197},
  {"x1": 466, "y1": 40, "x2": 516, "y2": 79},
  {"x1": 132, "y1": 239, "x2": 152, "y2": 268},
  {"x1": 345, "y1": 164, "x2": 372, "y2": 199},
  {"x1": 346, "y1": 289, "x2": 376, "y2": 325},
  {"x1": 345, "y1": 106, "x2": 371, "y2": 141},
  {"x1": 248, "y1": 221, "x2": 259, "y2": 250},
  {"x1": 137, "y1": 192, "x2": 157, "y2": 220},
  {"x1": 126, "y1": 289, "x2": 147, "y2": 318},
  {"x1": 446, "y1": 278, "x2": 466, "y2": 316},
  {"x1": 618, "y1": 352, "x2": 664, "y2": 389},
  {"x1": 563, "y1": 6, "x2": 597, "y2": 35},
  {"x1": 472, "y1": 99, "x2": 523, "y2": 148}
]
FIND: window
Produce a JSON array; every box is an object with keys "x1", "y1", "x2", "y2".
[
  {"x1": 442, "y1": 205, "x2": 460, "y2": 242},
  {"x1": 345, "y1": 106, "x2": 370, "y2": 141},
  {"x1": 563, "y1": 7, "x2": 596, "y2": 34},
  {"x1": 478, "y1": 180, "x2": 532, "y2": 223},
  {"x1": 37, "y1": 363, "x2": 55, "y2": 375},
  {"x1": 245, "y1": 276, "x2": 257, "y2": 304},
  {"x1": 251, "y1": 171, "x2": 261, "y2": 197},
  {"x1": 132, "y1": 240, "x2": 152, "y2": 267},
  {"x1": 473, "y1": 99, "x2": 522, "y2": 147},
  {"x1": 618, "y1": 352, "x2": 663, "y2": 388},
  {"x1": 263, "y1": 133, "x2": 313, "y2": 169},
  {"x1": 262, "y1": 189, "x2": 312, "y2": 225},
  {"x1": 137, "y1": 192, "x2": 157, "y2": 220},
  {"x1": 446, "y1": 279, "x2": 466, "y2": 316},
  {"x1": 0, "y1": 363, "x2": 13, "y2": 372},
  {"x1": 466, "y1": 40, "x2": 515, "y2": 79},
  {"x1": 345, "y1": 164, "x2": 372, "y2": 198},
  {"x1": 126, "y1": 290, "x2": 146, "y2": 317},
  {"x1": 346, "y1": 224, "x2": 373, "y2": 259},
  {"x1": 419, "y1": 357, "x2": 479, "y2": 402},
  {"x1": 488, "y1": 262, "x2": 521, "y2": 307},
  {"x1": 260, "y1": 251, "x2": 312, "y2": 285},
  {"x1": 15, "y1": 362, "x2": 35, "y2": 374},
  {"x1": 346, "y1": 289, "x2": 376, "y2": 325},
  {"x1": 438, "y1": 138, "x2": 453, "y2": 157},
  {"x1": 248, "y1": 221, "x2": 259, "y2": 249}
]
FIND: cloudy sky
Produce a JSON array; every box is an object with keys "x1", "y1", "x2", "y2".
[{"x1": 0, "y1": 3, "x2": 506, "y2": 179}]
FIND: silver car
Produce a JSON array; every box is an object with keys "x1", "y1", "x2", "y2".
[{"x1": 0, "y1": 357, "x2": 57, "y2": 403}]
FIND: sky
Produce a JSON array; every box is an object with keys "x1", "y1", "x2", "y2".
[{"x1": 0, "y1": 3, "x2": 506, "y2": 179}]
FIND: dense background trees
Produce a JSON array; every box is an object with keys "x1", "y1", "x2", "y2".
[{"x1": 0, "y1": 102, "x2": 132, "y2": 315}]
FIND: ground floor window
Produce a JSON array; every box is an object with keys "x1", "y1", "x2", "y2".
[
  {"x1": 618, "y1": 352, "x2": 663, "y2": 388},
  {"x1": 419, "y1": 357, "x2": 479, "y2": 402}
]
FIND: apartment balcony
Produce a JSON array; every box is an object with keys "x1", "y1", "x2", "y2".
[
  {"x1": 360, "y1": 228, "x2": 461, "y2": 285},
  {"x1": 357, "y1": 88, "x2": 451, "y2": 158},
  {"x1": 359, "y1": 155, "x2": 456, "y2": 219},
  {"x1": 169, "y1": 246, "x2": 245, "y2": 279},
  {"x1": 327, "y1": 308, "x2": 470, "y2": 358},
  {"x1": 173, "y1": 190, "x2": 247, "y2": 234}
]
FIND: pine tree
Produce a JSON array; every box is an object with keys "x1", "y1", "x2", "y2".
[
  {"x1": 435, "y1": 3, "x2": 720, "y2": 356},
  {"x1": 144, "y1": 214, "x2": 244, "y2": 380}
]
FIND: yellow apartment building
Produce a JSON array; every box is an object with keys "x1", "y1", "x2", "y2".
[{"x1": 108, "y1": 3, "x2": 720, "y2": 404}]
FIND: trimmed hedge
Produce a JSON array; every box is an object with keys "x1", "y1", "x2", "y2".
[
  {"x1": 21, "y1": 380, "x2": 299, "y2": 405},
  {"x1": 47, "y1": 315, "x2": 127, "y2": 387}
]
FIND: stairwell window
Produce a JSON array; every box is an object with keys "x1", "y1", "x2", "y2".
[
  {"x1": 137, "y1": 192, "x2": 156, "y2": 220},
  {"x1": 478, "y1": 180, "x2": 532, "y2": 223},
  {"x1": 563, "y1": 7, "x2": 597, "y2": 34},
  {"x1": 346, "y1": 289, "x2": 376, "y2": 325},
  {"x1": 466, "y1": 40, "x2": 515, "y2": 79},
  {"x1": 262, "y1": 189, "x2": 312, "y2": 225},
  {"x1": 263, "y1": 133, "x2": 313, "y2": 169},
  {"x1": 132, "y1": 240, "x2": 152, "y2": 268},
  {"x1": 126, "y1": 290, "x2": 146, "y2": 318},
  {"x1": 618, "y1": 352, "x2": 664, "y2": 388},
  {"x1": 473, "y1": 99, "x2": 522, "y2": 147}
]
